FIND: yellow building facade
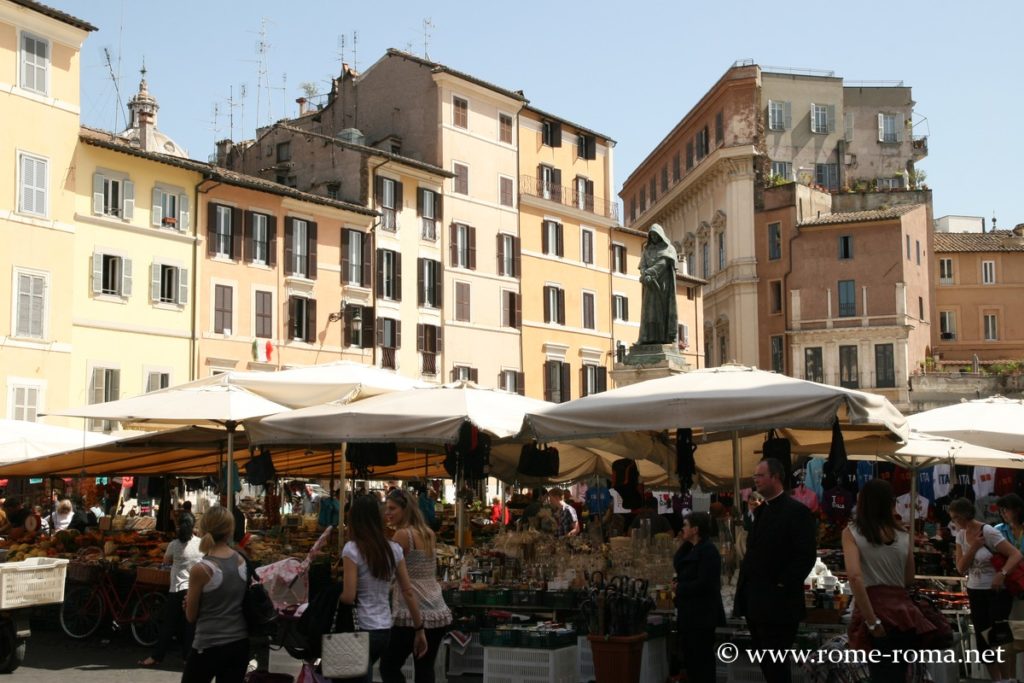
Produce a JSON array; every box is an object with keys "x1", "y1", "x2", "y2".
[{"x1": 0, "y1": 1, "x2": 93, "y2": 425}]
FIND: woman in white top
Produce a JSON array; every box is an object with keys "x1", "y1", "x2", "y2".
[
  {"x1": 48, "y1": 499, "x2": 73, "y2": 532},
  {"x1": 951, "y1": 496, "x2": 1022, "y2": 683},
  {"x1": 338, "y1": 495, "x2": 427, "y2": 683},
  {"x1": 138, "y1": 517, "x2": 202, "y2": 667}
]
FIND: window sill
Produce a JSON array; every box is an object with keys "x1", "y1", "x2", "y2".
[
  {"x1": 247, "y1": 262, "x2": 272, "y2": 270},
  {"x1": 94, "y1": 294, "x2": 128, "y2": 304},
  {"x1": 153, "y1": 301, "x2": 185, "y2": 311},
  {"x1": 284, "y1": 275, "x2": 315, "y2": 286},
  {"x1": 211, "y1": 255, "x2": 235, "y2": 264}
]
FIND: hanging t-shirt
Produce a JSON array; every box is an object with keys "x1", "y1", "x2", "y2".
[
  {"x1": 856, "y1": 462, "x2": 875, "y2": 490},
  {"x1": 994, "y1": 468, "x2": 1017, "y2": 496},
  {"x1": 917, "y1": 468, "x2": 936, "y2": 502},
  {"x1": 690, "y1": 487, "x2": 711, "y2": 513},
  {"x1": 791, "y1": 486, "x2": 820, "y2": 512},
  {"x1": 655, "y1": 492, "x2": 673, "y2": 515},
  {"x1": 821, "y1": 487, "x2": 855, "y2": 525},
  {"x1": 672, "y1": 492, "x2": 692, "y2": 515},
  {"x1": 585, "y1": 486, "x2": 612, "y2": 515},
  {"x1": 974, "y1": 467, "x2": 997, "y2": 498},
  {"x1": 609, "y1": 489, "x2": 628, "y2": 514},
  {"x1": 976, "y1": 495, "x2": 1002, "y2": 525},
  {"x1": 895, "y1": 493, "x2": 930, "y2": 522},
  {"x1": 805, "y1": 458, "x2": 825, "y2": 499},
  {"x1": 932, "y1": 464, "x2": 952, "y2": 500}
]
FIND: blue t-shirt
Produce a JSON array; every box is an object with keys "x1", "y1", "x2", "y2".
[
  {"x1": 856, "y1": 461, "x2": 874, "y2": 490},
  {"x1": 585, "y1": 486, "x2": 611, "y2": 515},
  {"x1": 917, "y1": 467, "x2": 935, "y2": 502},
  {"x1": 995, "y1": 522, "x2": 1024, "y2": 552},
  {"x1": 805, "y1": 458, "x2": 825, "y2": 499}
]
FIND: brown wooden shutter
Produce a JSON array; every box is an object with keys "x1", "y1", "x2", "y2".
[
  {"x1": 417, "y1": 257, "x2": 425, "y2": 305},
  {"x1": 580, "y1": 367, "x2": 588, "y2": 398},
  {"x1": 552, "y1": 169, "x2": 562, "y2": 203},
  {"x1": 436, "y1": 324, "x2": 444, "y2": 353},
  {"x1": 514, "y1": 292, "x2": 522, "y2": 329},
  {"x1": 496, "y1": 234, "x2": 505, "y2": 276},
  {"x1": 435, "y1": 192, "x2": 443, "y2": 221},
  {"x1": 343, "y1": 306, "x2": 353, "y2": 346},
  {"x1": 362, "y1": 309, "x2": 374, "y2": 348},
  {"x1": 416, "y1": 188, "x2": 423, "y2": 216},
  {"x1": 542, "y1": 221, "x2": 550, "y2": 254},
  {"x1": 395, "y1": 181, "x2": 403, "y2": 211},
  {"x1": 557, "y1": 288, "x2": 566, "y2": 325},
  {"x1": 434, "y1": 260, "x2": 443, "y2": 304},
  {"x1": 513, "y1": 237, "x2": 521, "y2": 278},
  {"x1": 417, "y1": 323, "x2": 424, "y2": 352},
  {"x1": 551, "y1": 121, "x2": 562, "y2": 147},
  {"x1": 341, "y1": 229, "x2": 351, "y2": 284},
  {"x1": 468, "y1": 226, "x2": 476, "y2": 270},
  {"x1": 242, "y1": 210, "x2": 252, "y2": 263},
  {"x1": 206, "y1": 202, "x2": 217, "y2": 256},
  {"x1": 374, "y1": 176, "x2": 383, "y2": 206},
  {"x1": 284, "y1": 218, "x2": 295, "y2": 276},
  {"x1": 543, "y1": 361, "x2": 553, "y2": 401},
  {"x1": 231, "y1": 208, "x2": 243, "y2": 260},
  {"x1": 543, "y1": 286, "x2": 551, "y2": 323},
  {"x1": 560, "y1": 362, "x2": 571, "y2": 402},
  {"x1": 624, "y1": 297, "x2": 629, "y2": 321},
  {"x1": 307, "y1": 221, "x2": 318, "y2": 279},
  {"x1": 516, "y1": 371, "x2": 525, "y2": 396},
  {"x1": 470, "y1": 368, "x2": 478, "y2": 383},
  {"x1": 597, "y1": 367, "x2": 607, "y2": 393},
  {"x1": 394, "y1": 252, "x2": 402, "y2": 302},
  {"x1": 361, "y1": 232, "x2": 371, "y2": 287},
  {"x1": 306, "y1": 298, "x2": 317, "y2": 342},
  {"x1": 536, "y1": 165, "x2": 544, "y2": 195},
  {"x1": 375, "y1": 317, "x2": 384, "y2": 347},
  {"x1": 395, "y1": 320, "x2": 401, "y2": 349},
  {"x1": 556, "y1": 223, "x2": 564, "y2": 257},
  {"x1": 585, "y1": 179, "x2": 595, "y2": 212},
  {"x1": 376, "y1": 249, "x2": 384, "y2": 297},
  {"x1": 287, "y1": 296, "x2": 297, "y2": 339},
  {"x1": 266, "y1": 215, "x2": 277, "y2": 268},
  {"x1": 449, "y1": 223, "x2": 458, "y2": 266}
]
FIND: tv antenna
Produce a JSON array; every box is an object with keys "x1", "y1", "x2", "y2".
[
  {"x1": 272, "y1": 73, "x2": 288, "y2": 121},
  {"x1": 422, "y1": 18, "x2": 434, "y2": 60},
  {"x1": 251, "y1": 17, "x2": 274, "y2": 129},
  {"x1": 102, "y1": 47, "x2": 127, "y2": 133}
]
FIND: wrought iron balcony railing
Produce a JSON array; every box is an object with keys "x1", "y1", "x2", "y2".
[{"x1": 519, "y1": 176, "x2": 619, "y2": 221}]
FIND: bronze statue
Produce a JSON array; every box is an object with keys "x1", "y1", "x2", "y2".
[{"x1": 638, "y1": 224, "x2": 678, "y2": 345}]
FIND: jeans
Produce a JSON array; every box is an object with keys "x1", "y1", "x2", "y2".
[
  {"x1": 181, "y1": 637, "x2": 250, "y2": 683},
  {"x1": 380, "y1": 626, "x2": 447, "y2": 683},
  {"x1": 152, "y1": 590, "x2": 193, "y2": 662},
  {"x1": 328, "y1": 629, "x2": 390, "y2": 683},
  {"x1": 747, "y1": 620, "x2": 799, "y2": 683}
]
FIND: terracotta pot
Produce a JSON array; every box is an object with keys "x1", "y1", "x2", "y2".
[{"x1": 587, "y1": 633, "x2": 647, "y2": 683}]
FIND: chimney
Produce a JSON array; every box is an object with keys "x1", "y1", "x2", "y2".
[
  {"x1": 215, "y1": 139, "x2": 234, "y2": 168},
  {"x1": 137, "y1": 108, "x2": 155, "y2": 152},
  {"x1": 296, "y1": 97, "x2": 307, "y2": 116}
]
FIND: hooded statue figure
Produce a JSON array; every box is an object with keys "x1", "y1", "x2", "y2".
[{"x1": 638, "y1": 224, "x2": 678, "y2": 345}]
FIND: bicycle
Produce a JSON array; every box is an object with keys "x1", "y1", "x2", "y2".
[{"x1": 59, "y1": 562, "x2": 168, "y2": 647}]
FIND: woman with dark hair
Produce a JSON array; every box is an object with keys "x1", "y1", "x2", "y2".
[
  {"x1": 952, "y1": 495, "x2": 1023, "y2": 682},
  {"x1": 339, "y1": 495, "x2": 427, "y2": 683},
  {"x1": 139, "y1": 516, "x2": 201, "y2": 668},
  {"x1": 381, "y1": 489, "x2": 451, "y2": 683},
  {"x1": 844, "y1": 479, "x2": 936, "y2": 683},
  {"x1": 673, "y1": 512, "x2": 725, "y2": 683}
]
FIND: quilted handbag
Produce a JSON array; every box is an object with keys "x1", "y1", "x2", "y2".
[{"x1": 320, "y1": 600, "x2": 368, "y2": 679}]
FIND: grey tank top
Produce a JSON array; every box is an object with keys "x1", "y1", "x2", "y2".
[
  {"x1": 848, "y1": 524, "x2": 909, "y2": 587},
  {"x1": 192, "y1": 552, "x2": 248, "y2": 651}
]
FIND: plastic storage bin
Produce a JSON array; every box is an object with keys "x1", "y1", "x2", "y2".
[
  {"x1": 484, "y1": 644, "x2": 577, "y2": 683},
  {"x1": 0, "y1": 557, "x2": 68, "y2": 609}
]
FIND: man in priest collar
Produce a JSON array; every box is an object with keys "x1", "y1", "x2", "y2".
[{"x1": 733, "y1": 458, "x2": 818, "y2": 683}]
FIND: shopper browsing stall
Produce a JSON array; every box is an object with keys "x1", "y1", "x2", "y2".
[
  {"x1": 139, "y1": 516, "x2": 202, "y2": 668},
  {"x1": 674, "y1": 512, "x2": 725, "y2": 683},
  {"x1": 548, "y1": 488, "x2": 579, "y2": 538}
]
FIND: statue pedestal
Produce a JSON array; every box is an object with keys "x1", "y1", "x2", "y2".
[{"x1": 610, "y1": 343, "x2": 690, "y2": 388}]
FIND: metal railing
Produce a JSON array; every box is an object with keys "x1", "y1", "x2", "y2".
[
  {"x1": 519, "y1": 176, "x2": 619, "y2": 221},
  {"x1": 421, "y1": 218, "x2": 437, "y2": 241},
  {"x1": 381, "y1": 347, "x2": 396, "y2": 369},
  {"x1": 422, "y1": 352, "x2": 437, "y2": 375}
]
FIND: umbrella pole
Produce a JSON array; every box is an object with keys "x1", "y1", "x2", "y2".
[
  {"x1": 226, "y1": 421, "x2": 237, "y2": 512},
  {"x1": 339, "y1": 445, "x2": 346, "y2": 551},
  {"x1": 732, "y1": 431, "x2": 742, "y2": 515}
]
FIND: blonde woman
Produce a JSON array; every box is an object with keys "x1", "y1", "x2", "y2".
[
  {"x1": 381, "y1": 489, "x2": 452, "y2": 683},
  {"x1": 183, "y1": 506, "x2": 249, "y2": 683}
]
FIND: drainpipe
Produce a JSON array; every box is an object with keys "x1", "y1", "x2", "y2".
[
  {"x1": 191, "y1": 178, "x2": 223, "y2": 380},
  {"x1": 367, "y1": 158, "x2": 390, "y2": 369},
  {"x1": 781, "y1": 188, "x2": 803, "y2": 374}
]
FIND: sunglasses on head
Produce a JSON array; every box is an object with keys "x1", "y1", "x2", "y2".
[{"x1": 387, "y1": 489, "x2": 409, "y2": 506}]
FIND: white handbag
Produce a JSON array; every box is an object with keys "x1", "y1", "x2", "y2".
[{"x1": 320, "y1": 600, "x2": 369, "y2": 679}]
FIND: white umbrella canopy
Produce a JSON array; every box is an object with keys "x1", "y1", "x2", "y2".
[
  {"x1": 0, "y1": 419, "x2": 121, "y2": 464},
  {"x1": 489, "y1": 441, "x2": 670, "y2": 486},
  {"x1": 907, "y1": 396, "x2": 1024, "y2": 453},
  {"x1": 792, "y1": 430, "x2": 1024, "y2": 470},
  {"x1": 525, "y1": 365, "x2": 908, "y2": 443}
]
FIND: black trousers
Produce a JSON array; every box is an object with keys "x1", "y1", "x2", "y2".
[
  {"x1": 152, "y1": 590, "x2": 193, "y2": 662},
  {"x1": 181, "y1": 637, "x2": 250, "y2": 683},
  {"x1": 379, "y1": 626, "x2": 447, "y2": 683},
  {"x1": 867, "y1": 629, "x2": 917, "y2": 683},
  {"x1": 679, "y1": 627, "x2": 717, "y2": 683},
  {"x1": 747, "y1": 620, "x2": 799, "y2": 683}
]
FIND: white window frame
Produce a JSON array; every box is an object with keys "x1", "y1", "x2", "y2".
[
  {"x1": 150, "y1": 262, "x2": 188, "y2": 306},
  {"x1": 93, "y1": 171, "x2": 134, "y2": 221},
  {"x1": 214, "y1": 205, "x2": 233, "y2": 257},
  {"x1": 939, "y1": 258, "x2": 954, "y2": 285},
  {"x1": 292, "y1": 218, "x2": 309, "y2": 277},
  {"x1": 582, "y1": 364, "x2": 602, "y2": 396},
  {"x1": 546, "y1": 285, "x2": 563, "y2": 324},
  {"x1": 17, "y1": 151, "x2": 48, "y2": 217},
  {"x1": 422, "y1": 259, "x2": 440, "y2": 308},
  {"x1": 19, "y1": 31, "x2": 49, "y2": 96},
  {"x1": 381, "y1": 250, "x2": 398, "y2": 300},
  {"x1": 12, "y1": 267, "x2": 48, "y2": 340},
  {"x1": 151, "y1": 185, "x2": 190, "y2": 231},
  {"x1": 8, "y1": 378, "x2": 44, "y2": 422},
  {"x1": 291, "y1": 296, "x2": 312, "y2": 341},
  {"x1": 582, "y1": 290, "x2": 596, "y2": 330},
  {"x1": 767, "y1": 99, "x2": 790, "y2": 131},
  {"x1": 984, "y1": 313, "x2": 999, "y2": 341},
  {"x1": 612, "y1": 243, "x2": 626, "y2": 274},
  {"x1": 251, "y1": 213, "x2": 269, "y2": 264},
  {"x1": 878, "y1": 113, "x2": 903, "y2": 143},
  {"x1": 575, "y1": 176, "x2": 589, "y2": 211},
  {"x1": 92, "y1": 252, "x2": 132, "y2": 299},
  {"x1": 540, "y1": 165, "x2": 555, "y2": 200},
  {"x1": 770, "y1": 160, "x2": 792, "y2": 181},
  {"x1": 613, "y1": 293, "x2": 628, "y2": 322},
  {"x1": 544, "y1": 220, "x2": 560, "y2": 256},
  {"x1": 939, "y1": 311, "x2": 956, "y2": 340},
  {"x1": 420, "y1": 189, "x2": 438, "y2": 239},
  {"x1": 810, "y1": 103, "x2": 833, "y2": 134},
  {"x1": 455, "y1": 224, "x2": 471, "y2": 269},
  {"x1": 380, "y1": 177, "x2": 397, "y2": 230},
  {"x1": 500, "y1": 234, "x2": 515, "y2": 277},
  {"x1": 144, "y1": 368, "x2": 172, "y2": 393},
  {"x1": 982, "y1": 260, "x2": 996, "y2": 285},
  {"x1": 500, "y1": 369, "x2": 520, "y2": 393},
  {"x1": 344, "y1": 230, "x2": 364, "y2": 284},
  {"x1": 581, "y1": 228, "x2": 595, "y2": 265},
  {"x1": 87, "y1": 364, "x2": 120, "y2": 432}
]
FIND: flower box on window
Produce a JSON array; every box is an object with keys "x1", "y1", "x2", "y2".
[{"x1": 162, "y1": 216, "x2": 177, "y2": 227}]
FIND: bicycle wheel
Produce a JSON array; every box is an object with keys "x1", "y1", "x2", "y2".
[
  {"x1": 130, "y1": 591, "x2": 166, "y2": 648},
  {"x1": 60, "y1": 584, "x2": 104, "y2": 639}
]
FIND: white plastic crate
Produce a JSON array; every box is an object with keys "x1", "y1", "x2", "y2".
[
  {"x1": 577, "y1": 636, "x2": 667, "y2": 683},
  {"x1": 484, "y1": 645, "x2": 577, "y2": 683},
  {"x1": 448, "y1": 633, "x2": 484, "y2": 676},
  {"x1": 0, "y1": 557, "x2": 68, "y2": 609}
]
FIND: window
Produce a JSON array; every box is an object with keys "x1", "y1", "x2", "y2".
[
  {"x1": 838, "y1": 235, "x2": 853, "y2": 260},
  {"x1": 377, "y1": 177, "x2": 400, "y2": 231},
  {"x1": 582, "y1": 292, "x2": 596, "y2": 329},
  {"x1": 417, "y1": 324, "x2": 442, "y2": 375},
  {"x1": 877, "y1": 113, "x2": 902, "y2": 143},
  {"x1": 918, "y1": 296, "x2": 925, "y2": 320},
  {"x1": 543, "y1": 285, "x2": 565, "y2": 325},
  {"x1": 768, "y1": 222, "x2": 782, "y2": 260},
  {"x1": 719, "y1": 334, "x2": 728, "y2": 366},
  {"x1": 453, "y1": 96, "x2": 468, "y2": 128},
  {"x1": 497, "y1": 233, "x2": 519, "y2": 277},
  {"x1": 805, "y1": 347, "x2": 824, "y2": 383},
  {"x1": 541, "y1": 120, "x2": 562, "y2": 147},
  {"x1": 539, "y1": 165, "x2": 558, "y2": 201},
  {"x1": 906, "y1": 234, "x2": 911, "y2": 260},
  {"x1": 770, "y1": 336, "x2": 784, "y2": 374},
  {"x1": 542, "y1": 220, "x2": 564, "y2": 257},
  {"x1": 574, "y1": 176, "x2": 594, "y2": 212},
  {"x1": 838, "y1": 280, "x2": 856, "y2": 317},
  {"x1": 939, "y1": 311, "x2": 956, "y2": 340},
  {"x1": 612, "y1": 244, "x2": 626, "y2": 274},
  {"x1": 343, "y1": 306, "x2": 372, "y2": 348},
  {"x1": 499, "y1": 176, "x2": 514, "y2": 207},
  {"x1": 146, "y1": 372, "x2": 170, "y2": 393},
  {"x1": 289, "y1": 296, "x2": 317, "y2": 342},
  {"x1": 451, "y1": 365, "x2": 477, "y2": 382},
  {"x1": 581, "y1": 364, "x2": 607, "y2": 397},
  {"x1": 613, "y1": 294, "x2": 629, "y2": 322},
  {"x1": 544, "y1": 360, "x2": 571, "y2": 403},
  {"x1": 91, "y1": 253, "x2": 132, "y2": 298},
  {"x1": 639, "y1": 188, "x2": 646, "y2": 212},
  {"x1": 93, "y1": 173, "x2": 134, "y2": 220},
  {"x1": 701, "y1": 242, "x2": 710, "y2": 278},
  {"x1": 770, "y1": 161, "x2": 792, "y2": 182},
  {"x1": 89, "y1": 368, "x2": 120, "y2": 432},
  {"x1": 768, "y1": 100, "x2": 790, "y2": 131},
  {"x1": 578, "y1": 134, "x2": 596, "y2": 160},
  {"x1": 715, "y1": 111, "x2": 724, "y2": 146},
  {"x1": 984, "y1": 314, "x2": 999, "y2": 341},
  {"x1": 20, "y1": 33, "x2": 48, "y2": 95},
  {"x1": 581, "y1": 229, "x2": 594, "y2": 265},
  {"x1": 717, "y1": 232, "x2": 726, "y2": 270},
  {"x1": 769, "y1": 280, "x2": 782, "y2": 314},
  {"x1": 501, "y1": 290, "x2": 520, "y2": 328},
  {"x1": 686, "y1": 141, "x2": 694, "y2": 171},
  {"x1": 455, "y1": 282, "x2": 471, "y2": 322},
  {"x1": 839, "y1": 345, "x2": 859, "y2": 388},
  {"x1": 212, "y1": 204, "x2": 234, "y2": 257},
  {"x1": 285, "y1": 218, "x2": 317, "y2": 279},
  {"x1": 326, "y1": 183, "x2": 340, "y2": 199},
  {"x1": 151, "y1": 186, "x2": 189, "y2": 231},
  {"x1": 810, "y1": 103, "x2": 834, "y2": 134},
  {"x1": 419, "y1": 188, "x2": 439, "y2": 239},
  {"x1": 18, "y1": 152, "x2": 47, "y2": 216},
  {"x1": 255, "y1": 291, "x2": 273, "y2": 338},
  {"x1": 276, "y1": 141, "x2": 291, "y2": 162},
  {"x1": 10, "y1": 385, "x2": 39, "y2": 422},
  {"x1": 695, "y1": 126, "x2": 709, "y2": 160},
  {"x1": 815, "y1": 163, "x2": 839, "y2": 190},
  {"x1": 877, "y1": 176, "x2": 904, "y2": 191},
  {"x1": 500, "y1": 370, "x2": 524, "y2": 396},
  {"x1": 875, "y1": 344, "x2": 895, "y2": 388},
  {"x1": 844, "y1": 113, "x2": 854, "y2": 142},
  {"x1": 418, "y1": 258, "x2": 441, "y2": 308},
  {"x1": 453, "y1": 163, "x2": 469, "y2": 195},
  {"x1": 661, "y1": 166, "x2": 669, "y2": 193},
  {"x1": 151, "y1": 263, "x2": 188, "y2": 305},
  {"x1": 982, "y1": 260, "x2": 996, "y2": 285},
  {"x1": 678, "y1": 323, "x2": 690, "y2": 349},
  {"x1": 249, "y1": 213, "x2": 270, "y2": 264},
  {"x1": 450, "y1": 223, "x2": 475, "y2": 269},
  {"x1": 499, "y1": 113, "x2": 513, "y2": 143},
  {"x1": 14, "y1": 270, "x2": 46, "y2": 339},
  {"x1": 214, "y1": 285, "x2": 233, "y2": 335},
  {"x1": 378, "y1": 317, "x2": 400, "y2": 369},
  {"x1": 939, "y1": 258, "x2": 954, "y2": 285},
  {"x1": 673, "y1": 153, "x2": 681, "y2": 182},
  {"x1": 377, "y1": 249, "x2": 401, "y2": 301},
  {"x1": 915, "y1": 240, "x2": 921, "y2": 266},
  {"x1": 341, "y1": 229, "x2": 368, "y2": 286}
]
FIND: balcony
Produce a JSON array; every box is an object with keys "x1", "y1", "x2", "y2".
[
  {"x1": 381, "y1": 347, "x2": 396, "y2": 370},
  {"x1": 519, "y1": 175, "x2": 619, "y2": 221},
  {"x1": 422, "y1": 352, "x2": 437, "y2": 376},
  {"x1": 421, "y1": 218, "x2": 437, "y2": 241},
  {"x1": 912, "y1": 135, "x2": 928, "y2": 160}
]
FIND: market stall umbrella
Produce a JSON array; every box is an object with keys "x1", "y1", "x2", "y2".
[
  {"x1": 907, "y1": 396, "x2": 1024, "y2": 452},
  {"x1": 0, "y1": 419, "x2": 121, "y2": 463},
  {"x1": 792, "y1": 430, "x2": 1024, "y2": 469},
  {"x1": 489, "y1": 441, "x2": 670, "y2": 486},
  {"x1": 50, "y1": 383, "x2": 289, "y2": 508}
]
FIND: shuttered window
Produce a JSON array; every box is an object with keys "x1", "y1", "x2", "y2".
[
  {"x1": 214, "y1": 285, "x2": 233, "y2": 334},
  {"x1": 20, "y1": 33, "x2": 48, "y2": 95},
  {"x1": 15, "y1": 270, "x2": 46, "y2": 339},
  {"x1": 18, "y1": 153, "x2": 47, "y2": 216}
]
